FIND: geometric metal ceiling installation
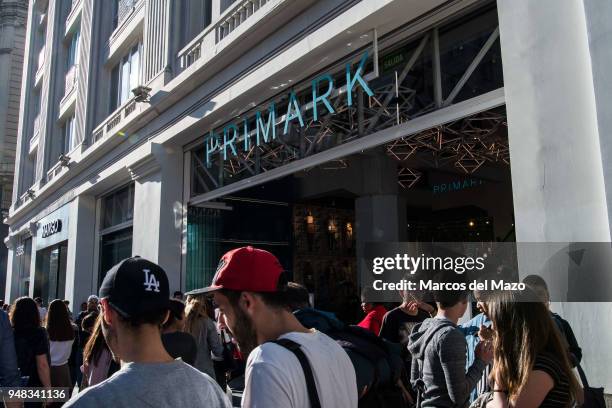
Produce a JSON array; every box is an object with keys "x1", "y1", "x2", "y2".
[{"x1": 387, "y1": 110, "x2": 509, "y2": 188}]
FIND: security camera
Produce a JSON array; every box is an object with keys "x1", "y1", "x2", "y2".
[
  {"x1": 132, "y1": 85, "x2": 152, "y2": 103},
  {"x1": 59, "y1": 153, "x2": 71, "y2": 167}
]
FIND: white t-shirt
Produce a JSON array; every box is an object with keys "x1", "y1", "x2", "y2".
[
  {"x1": 50, "y1": 339, "x2": 74, "y2": 366},
  {"x1": 242, "y1": 329, "x2": 358, "y2": 408}
]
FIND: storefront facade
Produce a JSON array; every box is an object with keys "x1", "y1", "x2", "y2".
[{"x1": 4, "y1": 0, "x2": 612, "y2": 394}]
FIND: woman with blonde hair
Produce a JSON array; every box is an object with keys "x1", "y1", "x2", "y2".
[
  {"x1": 485, "y1": 288, "x2": 582, "y2": 408},
  {"x1": 184, "y1": 295, "x2": 223, "y2": 380}
]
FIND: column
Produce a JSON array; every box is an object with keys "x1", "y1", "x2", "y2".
[
  {"x1": 11, "y1": 0, "x2": 35, "y2": 202},
  {"x1": 583, "y1": 0, "x2": 612, "y2": 233},
  {"x1": 64, "y1": 195, "x2": 96, "y2": 307},
  {"x1": 130, "y1": 143, "x2": 183, "y2": 292},
  {"x1": 3, "y1": 237, "x2": 15, "y2": 301},
  {"x1": 354, "y1": 151, "x2": 400, "y2": 287},
  {"x1": 498, "y1": 0, "x2": 612, "y2": 391}
]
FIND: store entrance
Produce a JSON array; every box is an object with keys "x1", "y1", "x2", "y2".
[
  {"x1": 187, "y1": 108, "x2": 514, "y2": 324},
  {"x1": 34, "y1": 241, "x2": 68, "y2": 305}
]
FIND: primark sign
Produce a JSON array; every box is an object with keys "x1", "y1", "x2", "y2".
[{"x1": 204, "y1": 52, "x2": 374, "y2": 167}]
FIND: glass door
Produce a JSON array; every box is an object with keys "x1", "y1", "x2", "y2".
[{"x1": 34, "y1": 242, "x2": 68, "y2": 305}]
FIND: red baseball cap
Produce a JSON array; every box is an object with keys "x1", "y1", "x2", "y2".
[{"x1": 185, "y1": 246, "x2": 284, "y2": 296}]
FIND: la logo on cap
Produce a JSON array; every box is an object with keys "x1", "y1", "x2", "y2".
[{"x1": 143, "y1": 269, "x2": 161, "y2": 292}]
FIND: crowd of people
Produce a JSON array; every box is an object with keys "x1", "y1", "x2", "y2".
[{"x1": 0, "y1": 246, "x2": 596, "y2": 408}]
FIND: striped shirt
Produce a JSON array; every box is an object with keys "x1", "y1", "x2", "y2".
[{"x1": 533, "y1": 352, "x2": 572, "y2": 407}]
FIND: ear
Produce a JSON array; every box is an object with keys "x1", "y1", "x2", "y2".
[
  {"x1": 239, "y1": 292, "x2": 258, "y2": 317},
  {"x1": 100, "y1": 300, "x2": 114, "y2": 326}
]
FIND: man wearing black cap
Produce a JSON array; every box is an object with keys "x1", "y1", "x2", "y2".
[
  {"x1": 187, "y1": 246, "x2": 358, "y2": 408},
  {"x1": 65, "y1": 257, "x2": 230, "y2": 408}
]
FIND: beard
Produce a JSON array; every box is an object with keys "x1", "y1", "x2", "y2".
[
  {"x1": 229, "y1": 305, "x2": 258, "y2": 358},
  {"x1": 100, "y1": 316, "x2": 120, "y2": 363}
]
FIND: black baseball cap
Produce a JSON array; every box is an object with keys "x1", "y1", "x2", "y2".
[{"x1": 99, "y1": 256, "x2": 170, "y2": 319}]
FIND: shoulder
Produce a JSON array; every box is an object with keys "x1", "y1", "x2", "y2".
[
  {"x1": 248, "y1": 342, "x2": 294, "y2": 369},
  {"x1": 437, "y1": 325, "x2": 464, "y2": 345},
  {"x1": 177, "y1": 360, "x2": 219, "y2": 383},
  {"x1": 205, "y1": 318, "x2": 217, "y2": 329},
  {"x1": 64, "y1": 377, "x2": 117, "y2": 407},
  {"x1": 533, "y1": 352, "x2": 563, "y2": 381}
]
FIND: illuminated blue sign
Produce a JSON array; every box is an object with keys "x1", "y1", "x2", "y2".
[
  {"x1": 205, "y1": 52, "x2": 374, "y2": 166},
  {"x1": 432, "y1": 178, "x2": 484, "y2": 194}
]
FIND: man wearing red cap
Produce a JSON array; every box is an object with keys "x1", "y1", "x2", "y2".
[{"x1": 187, "y1": 246, "x2": 358, "y2": 407}]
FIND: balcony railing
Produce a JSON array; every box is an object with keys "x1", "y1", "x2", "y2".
[
  {"x1": 217, "y1": 0, "x2": 269, "y2": 42},
  {"x1": 92, "y1": 98, "x2": 138, "y2": 144},
  {"x1": 46, "y1": 161, "x2": 65, "y2": 183},
  {"x1": 64, "y1": 64, "x2": 78, "y2": 96},
  {"x1": 178, "y1": 0, "x2": 273, "y2": 70},
  {"x1": 114, "y1": 0, "x2": 142, "y2": 29}
]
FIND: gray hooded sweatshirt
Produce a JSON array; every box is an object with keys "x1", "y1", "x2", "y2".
[{"x1": 408, "y1": 317, "x2": 486, "y2": 408}]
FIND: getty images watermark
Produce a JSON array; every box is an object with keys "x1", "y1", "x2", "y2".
[
  {"x1": 360, "y1": 242, "x2": 612, "y2": 303},
  {"x1": 371, "y1": 253, "x2": 524, "y2": 292}
]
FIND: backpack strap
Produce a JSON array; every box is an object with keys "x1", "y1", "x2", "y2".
[
  {"x1": 270, "y1": 338, "x2": 322, "y2": 408},
  {"x1": 576, "y1": 363, "x2": 590, "y2": 389}
]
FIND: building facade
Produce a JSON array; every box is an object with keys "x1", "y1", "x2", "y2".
[
  {"x1": 0, "y1": 0, "x2": 28, "y2": 297},
  {"x1": 3, "y1": 0, "x2": 612, "y2": 397}
]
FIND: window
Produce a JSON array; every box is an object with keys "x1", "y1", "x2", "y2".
[
  {"x1": 99, "y1": 183, "x2": 135, "y2": 285},
  {"x1": 110, "y1": 43, "x2": 141, "y2": 112},
  {"x1": 101, "y1": 183, "x2": 134, "y2": 229},
  {"x1": 180, "y1": 0, "x2": 212, "y2": 50},
  {"x1": 61, "y1": 114, "x2": 76, "y2": 154},
  {"x1": 67, "y1": 29, "x2": 80, "y2": 68}
]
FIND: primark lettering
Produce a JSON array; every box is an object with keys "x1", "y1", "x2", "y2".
[
  {"x1": 205, "y1": 52, "x2": 374, "y2": 167},
  {"x1": 41, "y1": 219, "x2": 62, "y2": 238}
]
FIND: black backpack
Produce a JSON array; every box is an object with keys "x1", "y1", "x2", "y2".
[{"x1": 291, "y1": 308, "x2": 413, "y2": 408}]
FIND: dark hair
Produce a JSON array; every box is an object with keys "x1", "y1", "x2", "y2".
[
  {"x1": 219, "y1": 272, "x2": 291, "y2": 310},
  {"x1": 83, "y1": 314, "x2": 109, "y2": 366},
  {"x1": 285, "y1": 282, "x2": 310, "y2": 311},
  {"x1": 163, "y1": 299, "x2": 185, "y2": 329},
  {"x1": 522, "y1": 275, "x2": 550, "y2": 303},
  {"x1": 10, "y1": 297, "x2": 41, "y2": 330},
  {"x1": 46, "y1": 299, "x2": 75, "y2": 341},
  {"x1": 361, "y1": 286, "x2": 384, "y2": 306},
  {"x1": 81, "y1": 311, "x2": 99, "y2": 333},
  {"x1": 111, "y1": 305, "x2": 168, "y2": 328},
  {"x1": 63, "y1": 300, "x2": 70, "y2": 305},
  {"x1": 433, "y1": 272, "x2": 469, "y2": 309},
  {"x1": 168, "y1": 299, "x2": 185, "y2": 319},
  {"x1": 34, "y1": 297, "x2": 43, "y2": 305},
  {"x1": 173, "y1": 291, "x2": 183, "y2": 298}
]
